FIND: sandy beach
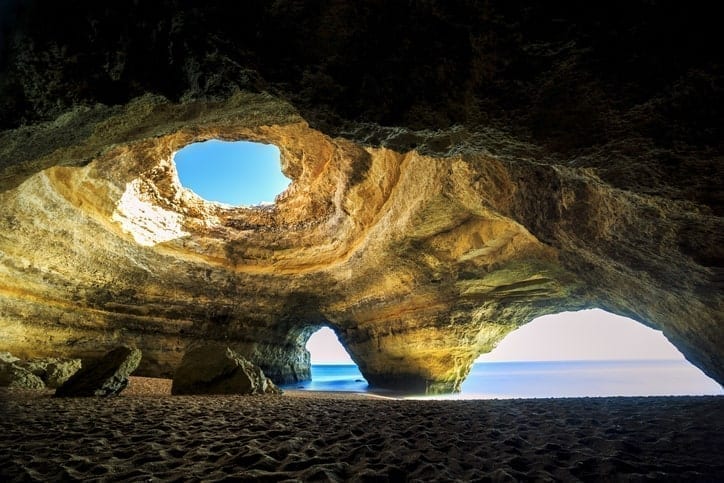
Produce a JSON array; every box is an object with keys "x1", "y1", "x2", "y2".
[{"x1": 1, "y1": 377, "x2": 722, "y2": 481}]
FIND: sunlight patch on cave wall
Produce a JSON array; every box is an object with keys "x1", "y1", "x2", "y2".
[{"x1": 111, "y1": 179, "x2": 189, "y2": 247}]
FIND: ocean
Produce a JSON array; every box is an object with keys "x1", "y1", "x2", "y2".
[{"x1": 284, "y1": 360, "x2": 724, "y2": 399}]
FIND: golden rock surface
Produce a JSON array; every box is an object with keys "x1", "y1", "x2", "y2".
[{"x1": 0, "y1": 93, "x2": 721, "y2": 393}]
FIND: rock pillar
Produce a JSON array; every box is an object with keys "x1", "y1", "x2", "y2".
[{"x1": 341, "y1": 316, "x2": 481, "y2": 394}]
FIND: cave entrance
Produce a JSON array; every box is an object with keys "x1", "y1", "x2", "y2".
[
  {"x1": 173, "y1": 139, "x2": 290, "y2": 206},
  {"x1": 463, "y1": 309, "x2": 723, "y2": 399},
  {"x1": 297, "y1": 327, "x2": 368, "y2": 392}
]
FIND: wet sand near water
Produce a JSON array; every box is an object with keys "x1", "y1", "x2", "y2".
[{"x1": 1, "y1": 377, "x2": 723, "y2": 481}]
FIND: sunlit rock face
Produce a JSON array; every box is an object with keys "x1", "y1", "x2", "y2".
[{"x1": 0, "y1": 1, "x2": 721, "y2": 393}]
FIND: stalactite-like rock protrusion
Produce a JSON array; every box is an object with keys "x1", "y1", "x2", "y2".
[{"x1": 0, "y1": 1, "x2": 721, "y2": 393}]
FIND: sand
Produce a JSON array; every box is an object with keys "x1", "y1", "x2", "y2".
[{"x1": 1, "y1": 377, "x2": 723, "y2": 482}]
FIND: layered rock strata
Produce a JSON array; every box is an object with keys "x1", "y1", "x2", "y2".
[{"x1": 0, "y1": 1, "x2": 721, "y2": 393}]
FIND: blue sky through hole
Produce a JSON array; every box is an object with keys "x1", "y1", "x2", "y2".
[{"x1": 174, "y1": 140, "x2": 289, "y2": 206}]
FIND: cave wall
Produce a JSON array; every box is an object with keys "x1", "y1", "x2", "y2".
[{"x1": 0, "y1": 1, "x2": 721, "y2": 392}]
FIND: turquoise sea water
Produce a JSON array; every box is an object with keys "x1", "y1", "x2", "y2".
[
  {"x1": 284, "y1": 361, "x2": 724, "y2": 399},
  {"x1": 289, "y1": 364, "x2": 370, "y2": 393}
]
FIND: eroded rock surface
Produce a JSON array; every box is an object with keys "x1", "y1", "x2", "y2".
[
  {"x1": 0, "y1": 361, "x2": 45, "y2": 390},
  {"x1": 0, "y1": 2, "x2": 721, "y2": 393},
  {"x1": 55, "y1": 347, "x2": 142, "y2": 397},
  {"x1": 19, "y1": 358, "x2": 82, "y2": 388},
  {"x1": 0, "y1": 355, "x2": 81, "y2": 389},
  {"x1": 172, "y1": 345, "x2": 281, "y2": 396}
]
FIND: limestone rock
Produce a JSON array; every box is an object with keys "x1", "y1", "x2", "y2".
[
  {"x1": 0, "y1": 362, "x2": 45, "y2": 390},
  {"x1": 0, "y1": 352, "x2": 80, "y2": 389},
  {"x1": 20, "y1": 358, "x2": 82, "y2": 388},
  {"x1": 172, "y1": 345, "x2": 282, "y2": 396},
  {"x1": 0, "y1": 352, "x2": 20, "y2": 364},
  {"x1": 54, "y1": 347, "x2": 142, "y2": 397}
]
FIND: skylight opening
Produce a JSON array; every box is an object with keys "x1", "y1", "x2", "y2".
[{"x1": 173, "y1": 139, "x2": 290, "y2": 207}]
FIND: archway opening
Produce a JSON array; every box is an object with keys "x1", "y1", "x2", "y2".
[
  {"x1": 173, "y1": 139, "x2": 289, "y2": 206},
  {"x1": 296, "y1": 327, "x2": 368, "y2": 392},
  {"x1": 463, "y1": 309, "x2": 723, "y2": 399}
]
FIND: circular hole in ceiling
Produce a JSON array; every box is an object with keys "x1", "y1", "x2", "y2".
[{"x1": 174, "y1": 139, "x2": 290, "y2": 207}]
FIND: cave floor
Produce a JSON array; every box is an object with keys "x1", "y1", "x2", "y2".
[{"x1": 1, "y1": 384, "x2": 722, "y2": 482}]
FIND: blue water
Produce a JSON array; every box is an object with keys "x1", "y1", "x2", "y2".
[
  {"x1": 284, "y1": 360, "x2": 723, "y2": 399},
  {"x1": 457, "y1": 360, "x2": 724, "y2": 399},
  {"x1": 287, "y1": 364, "x2": 370, "y2": 393}
]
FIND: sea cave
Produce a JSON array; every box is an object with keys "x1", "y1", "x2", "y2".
[{"x1": 0, "y1": 1, "x2": 722, "y2": 480}]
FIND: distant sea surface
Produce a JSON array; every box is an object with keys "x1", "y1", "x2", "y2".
[{"x1": 285, "y1": 360, "x2": 724, "y2": 399}]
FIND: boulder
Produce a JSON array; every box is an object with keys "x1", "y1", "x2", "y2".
[
  {"x1": 172, "y1": 345, "x2": 282, "y2": 395},
  {"x1": 0, "y1": 361, "x2": 45, "y2": 390},
  {"x1": 44, "y1": 359, "x2": 83, "y2": 388},
  {"x1": 20, "y1": 358, "x2": 82, "y2": 388},
  {"x1": 0, "y1": 352, "x2": 20, "y2": 364},
  {"x1": 0, "y1": 353, "x2": 81, "y2": 389},
  {"x1": 54, "y1": 346, "x2": 142, "y2": 397}
]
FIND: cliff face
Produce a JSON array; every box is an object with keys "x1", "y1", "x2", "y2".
[{"x1": 0, "y1": 1, "x2": 721, "y2": 393}]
